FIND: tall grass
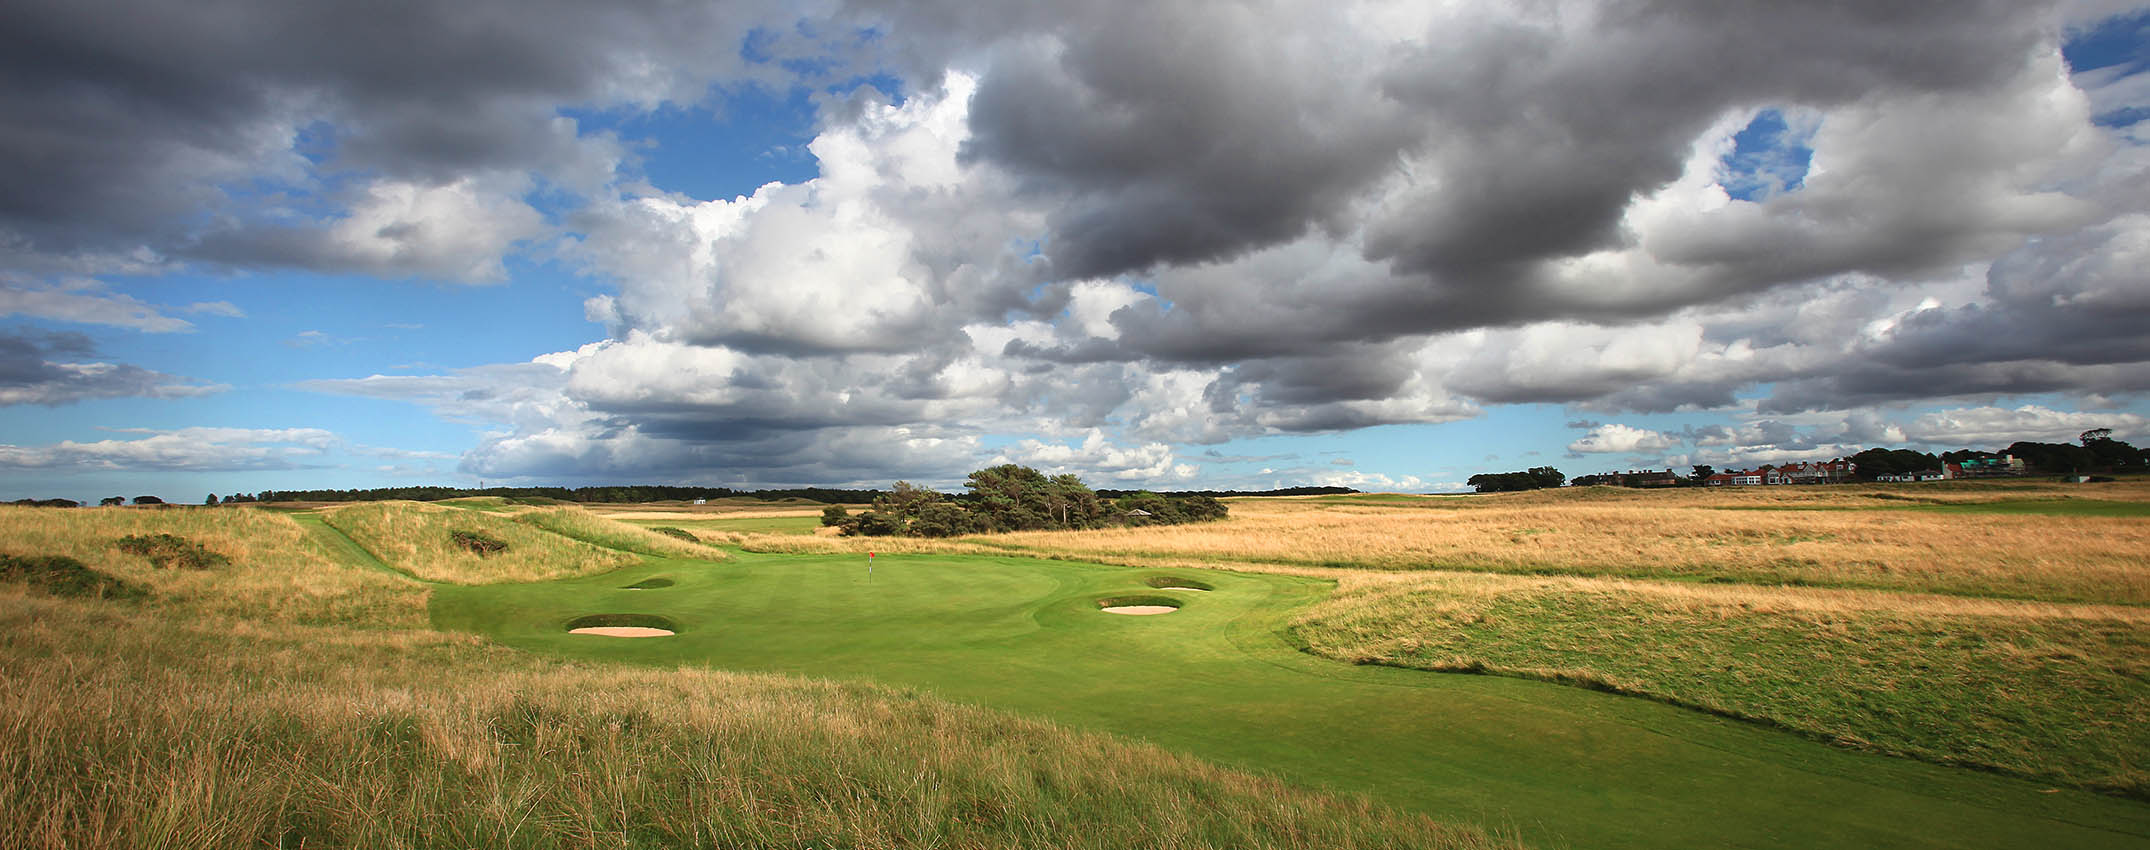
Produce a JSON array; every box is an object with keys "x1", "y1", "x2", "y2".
[
  {"x1": 1290, "y1": 570, "x2": 2150, "y2": 797},
  {"x1": 959, "y1": 485, "x2": 2150, "y2": 603},
  {"x1": 513, "y1": 506, "x2": 731, "y2": 560},
  {"x1": 0, "y1": 505, "x2": 424, "y2": 628},
  {"x1": 322, "y1": 502, "x2": 637, "y2": 584},
  {"x1": 0, "y1": 590, "x2": 1512, "y2": 850}
]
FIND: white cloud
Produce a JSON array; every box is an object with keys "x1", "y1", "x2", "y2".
[
  {"x1": 321, "y1": 175, "x2": 548, "y2": 283},
  {"x1": 0, "y1": 277, "x2": 198, "y2": 332},
  {"x1": 0, "y1": 427, "x2": 339, "y2": 471},
  {"x1": 995, "y1": 429, "x2": 1197, "y2": 483},
  {"x1": 1902, "y1": 404, "x2": 2147, "y2": 446},
  {"x1": 1567, "y1": 424, "x2": 1678, "y2": 454}
]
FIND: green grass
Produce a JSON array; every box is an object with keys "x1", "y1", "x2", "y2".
[
  {"x1": 1, "y1": 593, "x2": 1493, "y2": 850},
  {"x1": 511, "y1": 507, "x2": 732, "y2": 559},
  {"x1": 432, "y1": 554, "x2": 2150, "y2": 850},
  {"x1": 1289, "y1": 577, "x2": 2150, "y2": 796},
  {"x1": 623, "y1": 514, "x2": 827, "y2": 536}
]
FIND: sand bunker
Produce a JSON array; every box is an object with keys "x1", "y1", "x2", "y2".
[
  {"x1": 1155, "y1": 586, "x2": 1208, "y2": 592},
  {"x1": 565, "y1": 613, "x2": 678, "y2": 637},
  {"x1": 1097, "y1": 595, "x2": 1182, "y2": 616},
  {"x1": 1145, "y1": 576, "x2": 1214, "y2": 592},
  {"x1": 569, "y1": 626, "x2": 676, "y2": 637}
]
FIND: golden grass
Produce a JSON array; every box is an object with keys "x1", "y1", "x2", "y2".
[
  {"x1": 0, "y1": 505, "x2": 425, "y2": 628},
  {"x1": 512, "y1": 506, "x2": 731, "y2": 560},
  {"x1": 1287, "y1": 569, "x2": 2150, "y2": 795},
  {"x1": 598, "y1": 507, "x2": 830, "y2": 520},
  {"x1": 322, "y1": 501, "x2": 637, "y2": 584},
  {"x1": 948, "y1": 484, "x2": 2150, "y2": 603},
  {"x1": 0, "y1": 589, "x2": 1509, "y2": 850}
]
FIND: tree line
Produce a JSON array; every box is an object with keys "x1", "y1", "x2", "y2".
[
  {"x1": 1475, "y1": 429, "x2": 2149, "y2": 492},
  {"x1": 823, "y1": 464, "x2": 1229, "y2": 538}
]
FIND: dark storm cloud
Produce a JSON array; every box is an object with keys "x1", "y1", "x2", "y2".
[
  {"x1": 0, "y1": 0, "x2": 791, "y2": 273},
  {"x1": 1759, "y1": 220, "x2": 2150, "y2": 413},
  {"x1": 943, "y1": 0, "x2": 2077, "y2": 364},
  {"x1": 0, "y1": 329, "x2": 223, "y2": 405},
  {"x1": 956, "y1": 2, "x2": 1416, "y2": 280}
]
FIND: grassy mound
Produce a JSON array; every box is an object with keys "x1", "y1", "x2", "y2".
[
  {"x1": 0, "y1": 505, "x2": 423, "y2": 628},
  {"x1": 0, "y1": 587, "x2": 1505, "y2": 850},
  {"x1": 0, "y1": 553, "x2": 145, "y2": 600},
  {"x1": 1145, "y1": 575, "x2": 1213, "y2": 590},
  {"x1": 323, "y1": 502, "x2": 636, "y2": 584},
  {"x1": 513, "y1": 507, "x2": 729, "y2": 560},
  {"x1": 622, "y1": 576, "x2": 674, "y2": 589},
  {"x1": 113, "y1": 533, "x2": 229, "y2": 570},
  {"x1": 1291, "y1": 571, "x2": 2150, "y2": 798},
  {"x1": 448, "y1": 529, "x2": 506, "y2": 555}
]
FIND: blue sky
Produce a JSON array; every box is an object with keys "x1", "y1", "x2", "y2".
[{"x1": 5, "y1": 2, "x2": 2150, "y2": 502}]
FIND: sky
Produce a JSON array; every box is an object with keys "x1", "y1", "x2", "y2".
[{"x1": 4, "y1": 1, "x2": 2150, "y2": 502}]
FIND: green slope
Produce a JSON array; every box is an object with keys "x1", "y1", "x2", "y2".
[{"x1": 431, "y1": 552, "x2": 2150, "y2": 850}]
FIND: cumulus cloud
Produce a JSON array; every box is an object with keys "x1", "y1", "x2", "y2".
[
  {"x1": 147, "y1": 1, "x2": 2142, "y2": 483},
  {"x1": 994, "y1": 430, "x2": 1197, "y2": 483},
  {"x1": 0, "y1": 0, "x2": 803, "y2": 279},
  {"x1": 1567, "y1": 424, "x2": 1678, "y2": 454},
  {"x1": 1901, "y1": 404, "x2": 2147, "y2": 445},
  {"x1": 0, "y1": 427, "x2": 337, "y2": 471}
]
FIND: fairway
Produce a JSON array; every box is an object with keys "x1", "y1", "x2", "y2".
[{"x1": 432, "y1": 552, "x2": 2150, "y2": 850}]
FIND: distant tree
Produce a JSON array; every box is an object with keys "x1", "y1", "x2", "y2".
[
  {"x1": 1850, "y1": 448, "x2": 1942, "y2": 481},
  {"x1": 1690, "y1": 465, "x2": 1716, "y2": 483},
  {"x1": 2079, "y1": 431, "x2": 2146, "y2": 471},
  {"x1": 879, "y1": 481, "x2": 942, "y2": 521},
  {"x1": 846, "y1": 509, "x2": 905, "y2": 537},
  {"x1": 2006, "y1": 441, "x2": 2098, "y2": 474},
  {"x1": 1044, "y1": 473, "x2": 1104, "y2": 529},
  {"x1": 204, "y1": 493, "x2": 219, "y2": 506},
  {"x1": 1466, "y1": 468, "x2": 1565, "y2": 493},
  {"x1": 909, "y1": 501, "x2": 984, "y2": 537},
  {"x1": 965, "y1": 464, "x2": 1055, "y2": 532},
  {"x1": 820, "y1": 504, "x2": 851, "y2": 527},
  {"x1": 131, "y1": 496, "x2": 163, "y2": 506},
  {"x1": 100, "y1": 496, "x2": 124, "y2": 507}
]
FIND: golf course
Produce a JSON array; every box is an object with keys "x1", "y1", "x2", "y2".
[
  {"x1": 431, "y1": 548, "x2": 2150, "y2": 849},
  {"x1": 7, "y1": 483, "x2": 2149, "y2": 849}
]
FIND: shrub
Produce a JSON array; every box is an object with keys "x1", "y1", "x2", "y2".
[
  {"x1": 450, "y1": 530, "x2": 508, "y2": 556},
  {"x1": 0, "y1": 552, "x2": 147, "y2": 600},
  {"x1": 650, "y1": 526, "x2": 700, "y2": 543},
  {"x1": 114, "y1": 533, "x2": 229, "y2": 570}
]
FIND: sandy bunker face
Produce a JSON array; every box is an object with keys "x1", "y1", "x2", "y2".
[
  {"x1": 1155, "y1": 586, "x2": 1208, "y2": 592},
  {"x1": 569, "y1": 625, "x2": 676, "y2": 637},
  {"x1": 566, "y1": 613, "x2": 677, "y2": 637},
  {"x1": 1100, "y1": 605, "x2": 1179, "y2": 615}
]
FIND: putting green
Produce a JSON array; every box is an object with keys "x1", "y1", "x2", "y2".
[{"x1": 431, "y1": 552, "x2": 2150, "y2": 849}]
